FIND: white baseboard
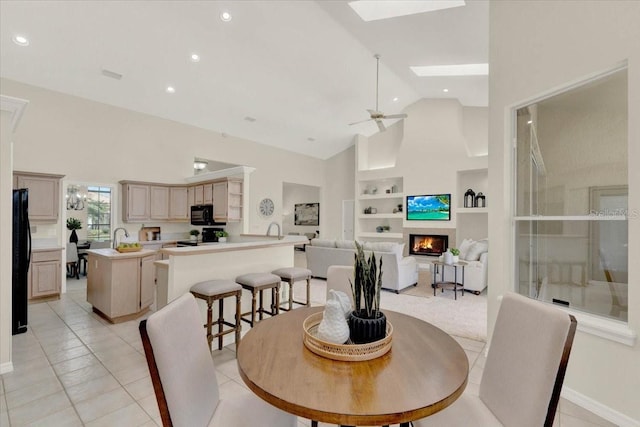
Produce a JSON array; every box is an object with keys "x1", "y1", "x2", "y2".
[
  {"x1": 0, "y1": 361, "x2": 14, "y2": 375},
  {"x1": 562, "y1": 387, "x2": 640, "y2": 427}
]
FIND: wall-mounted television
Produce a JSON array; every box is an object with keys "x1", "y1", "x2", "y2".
[{"x1": 406, "y1": 194, "x2": 451, "y2": 221}]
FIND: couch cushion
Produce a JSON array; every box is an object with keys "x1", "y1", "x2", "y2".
[
  {"x1": 335, "y1": 240, "x2": 356, "y2": 249},
  {"x1": 309, "y1": 239, "x2": 336, "y2": 248},
  {"x1": 363, "y1": 241, "x2": 396, "y2": 252},
  {"x1": 465, "y1": 239, "x2": 489, "y2": 261}
]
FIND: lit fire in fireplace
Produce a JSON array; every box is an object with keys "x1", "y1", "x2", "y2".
[
  {"x1": 413, "y1": 238, "x2": 434, "y2": 252},
  {"x1": 409, "y1": 234, "x2": 448, "y2": 257}
]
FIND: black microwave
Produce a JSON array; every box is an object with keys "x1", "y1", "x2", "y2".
[{"x1": 190, "y1": 205, "x2": 225, "y2": 226}]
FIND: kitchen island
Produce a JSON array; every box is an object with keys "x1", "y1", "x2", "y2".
[
  {"x1": 86, "y1": 248, "x2": 157, "y2": 323},
  {"x1": 155, "y1": 235, "x2": 308, "y2": 310}
]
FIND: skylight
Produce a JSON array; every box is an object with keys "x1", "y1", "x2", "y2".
[
  {"x1": 348, "y1": 0, "x2": 465, "y2": 22},
  {"x1": 410, "y1": 63, "x2": 489, "y2": 77}
]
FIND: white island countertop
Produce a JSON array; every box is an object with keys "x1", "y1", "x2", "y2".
[
  {"x1": 159, "y1": 235, "x2": 308, "y2": 257},
  {"x1": 86, "y1": 248, "x2": 157, "y2": 259}
]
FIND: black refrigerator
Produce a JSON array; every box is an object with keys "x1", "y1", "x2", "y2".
[{"x1": 12, "y1": 188, "x2": 31, "y2": 335}]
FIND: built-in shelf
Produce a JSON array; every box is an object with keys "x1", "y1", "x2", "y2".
[
  {"x1": 358, "y1": 232, "x2": 403, "y2": 239},
  {"x1": 358, "y1": 213, "x2": 403, "y2": 219},
  {"x1": 457, "y1": 207, "x2": 488, "y2": 214},
  {"x1": 359, "y1": 192, "x2": 404, "y2": 200}
]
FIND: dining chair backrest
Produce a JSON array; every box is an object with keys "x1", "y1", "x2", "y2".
[
  {"x1": 140, "y1": 293, "x2": 219, "y2": 427},
  {"x1": 66, "y1": 243, "x2": 78, "y2": 263},
  {"x1": 326, "y1": 265, "x2": 354, "y2": 306},
  {"x1": 479, "y1": 292, "x2": 577, "y2": 427}
]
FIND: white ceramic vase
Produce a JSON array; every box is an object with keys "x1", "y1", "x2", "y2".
[
  {"x1": 218, "y1": 237, "x2": 227, "y2": 243},
  {"x1": 317, "y1": 294, "x2": 350, "y2": 344},
  {"x1": 443, "y1": 249, "x2": 454, "y2": 265},
  {"x1": 328, "y1": 289, "x2": 352, "y2": 319}
]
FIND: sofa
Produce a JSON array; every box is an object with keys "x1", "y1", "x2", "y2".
[
  {"x1": 438, "y1": 238, "x2": 488, "y2": 294},
  {"x1": 305, "y1": 239, "x2": 418, "y2": 293}
]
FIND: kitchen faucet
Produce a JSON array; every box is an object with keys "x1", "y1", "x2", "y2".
[
  {"x1": 113, "y1": 227, "x2": 130, "y2": 249},
  {"x1": 266, "y1": 222, "x2": 282, "y2": 239}
]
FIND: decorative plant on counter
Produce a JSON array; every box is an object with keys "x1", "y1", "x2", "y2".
[
  {"x1": 189, "y1": 229, "x2": 200, "y2": 241},
  {"x1": 66, "y1": 217, "x2": 82, "y2": 244},
  {"x1": 215, "y1": 230, "x2": 228, "y2": 242},
  {"x1": 348, "y1": 241, "x2": 386, "y2": 344}
]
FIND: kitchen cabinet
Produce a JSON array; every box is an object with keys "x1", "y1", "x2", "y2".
[
  {"x1": 213, "y1": 179, "x2": 243, "y2": 222},
  {"x1": 169, "y1": 187, "x2": 189, "y2": 220},
  {"x1": 13, "y1": 171, "x2": 64, "y2": 222},
  {"x1": 121, "y1": 181, "x2": 189, "y2": 222},
  {"x1": 193, "y1": 185, "x2": 204, "y2": 205},
  {"x1": 122, "y1": 183, "x2": 150, "y2": 222},
  {"x1": 150, "y1": 186, "x2": 169, "y2": 220},
  {"x1": 28, "y1": 248, "x2": 62, "y2": 299},
  {"x1": 203, "y1": 183, "x2": 213, "y2": 204},
  {"x1": 87, "y1": 249, "x2": 156, "y2": 322}
]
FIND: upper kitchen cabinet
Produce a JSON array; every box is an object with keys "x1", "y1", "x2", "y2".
[
  {"x1": 122, "y1": 183, "x2": 150, "y2": 222},
  {"x1": 121, "y1": 181, "x2": 189, "y2": 222},
  {"x1": 150, "y1": 186, "x2": 169, "y2": 220},
  {"x1": 213, "y1": 179, "x2": 243, "y2": 222},
  {"x1": 13, "y1": 171, "x2": 65, "y2": 222},
  {"x1": 169, "y1": 187, "x2": 189, "y2": 220}
]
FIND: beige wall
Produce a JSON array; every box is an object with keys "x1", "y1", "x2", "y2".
[
  {"x1": 0, "y1": 78, "x2": 328, "y2": 240},
  {"x1": 489, "y1": 1, "x2": 640, "y2": 422},
  {"x1": 322, "y1": 145, "x2": 355, "y2": 240},
  {"x1": 1, "y1": 95, "x2": 29, "y2": 373}
]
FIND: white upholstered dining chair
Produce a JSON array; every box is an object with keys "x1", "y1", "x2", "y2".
[
  {"x1": 413, "y1": 292, "x2": 577, "y2": 427},
  {"x1": 326, "y1": 265, "x2": 354, "y2": 305},
  {"x1": 139, "y1": 293, "x2": 297, "y2": 427}
]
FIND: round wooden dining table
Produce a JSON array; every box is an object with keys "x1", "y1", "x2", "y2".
[{"x1": 237, "y1": 306, "x2": 468, "y2": 427}]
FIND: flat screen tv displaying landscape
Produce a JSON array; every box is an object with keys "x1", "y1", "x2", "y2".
[{"x1": 406, "y1": 194, "x2": 451, "y2": 221}]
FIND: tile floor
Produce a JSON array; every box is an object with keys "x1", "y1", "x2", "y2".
[{"x1": 1, "y1": 264, "x2": 615, "y2": 426}]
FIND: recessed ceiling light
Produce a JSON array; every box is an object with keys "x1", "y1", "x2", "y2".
[
  {"x1": 190, "y1": 53, "x2": 200, "y2": 62},
  {"x1": 166, "y1": 86, "x2": 176, "y2": 94},
  {"x1": 220, "y1": 11, "x2": 232, "y2": 22},
  {"x1": 13, "y1": 34, "x2": 29, "y2": 46},
  {"x1": 443, "y1": 88, "x2": 449, "y2": 93},
  {"x1": 244, "y1": 116, "x2": 256, "y2": 122},
  {"x1": 393, "y1": 97, "x2": 399, "y2": 102},
  {"x1": 527, "y1": 120, "x2": 533, "y2": 124},
  {"x1": 410, "y1": 63, "x2": 489, "y2": 77},
  {"x1": 307, "y1": 137, "x2": 316, "y2": 142},
  {"x1": 101, "y1": 69, "x2": 123, "y2": 80},
  {"x1": 348, "y1": 0, "x2": 465, "y2": 22}
]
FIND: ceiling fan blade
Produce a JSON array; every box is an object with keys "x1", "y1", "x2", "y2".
[
  {"x1": 383, "y1": 113, "x2": 408, "y2": 119},
  {"x1": 376, "y1": 120, "x2": 386, "y2": 132},
  {"x1": 349, "y1": 118, "x2": 373, "y2": 126}
]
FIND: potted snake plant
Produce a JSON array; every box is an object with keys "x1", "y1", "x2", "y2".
[{"x1": 348, "y1": 241, "x2": 386, "y2": 344}]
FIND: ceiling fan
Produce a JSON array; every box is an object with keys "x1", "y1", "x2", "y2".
[{"x1": 349, "y1": 54, "x2": 408, "y2": 132}]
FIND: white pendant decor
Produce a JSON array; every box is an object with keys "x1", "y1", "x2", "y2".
[
  {"x1": 317, "y1": 294, "x2": 350, "y2": 344},
  {"x1": 329, "y1": 289, "x2": 352, "y2": 319}
]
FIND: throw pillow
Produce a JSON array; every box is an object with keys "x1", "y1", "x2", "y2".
[
  {"x1": 465, "y1": 240, "x2": 489, "y2": 261},
  {"x1": 458, "y1": 238, "x2": 474, "y2": 260}
]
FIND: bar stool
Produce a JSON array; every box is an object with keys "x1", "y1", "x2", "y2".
[
  {"x1": 272, "y1": 267, "x2": 312, "y2": 311},
  {"x1": 235, "y1": 273, "x2": 281, "y2": 327},
  {"x1": 189, "y1": 279, "x2": 242, "y2": 353}
]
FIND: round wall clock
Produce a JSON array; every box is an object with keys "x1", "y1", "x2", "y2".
[{"x1": 259, "y1": 198, "x2": 274, "y2": 217}]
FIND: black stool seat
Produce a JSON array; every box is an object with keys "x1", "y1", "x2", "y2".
[
  {"x1": 272, "y1": 267, "x2": 312, "y2": 311},
  {"x1": 190, "y1": 279, "x2": 242, "y2": 352}
]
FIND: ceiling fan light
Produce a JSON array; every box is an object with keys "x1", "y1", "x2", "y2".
[{"x1": 194, "y1": 160, "x2": 208, "y2": 170}]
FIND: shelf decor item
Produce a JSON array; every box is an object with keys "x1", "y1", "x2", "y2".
[
  {"x1": 348, "y1": 241, "x2": 387, "y2": 344},
  {"x1": 66, "y1": 217, "x2": 82, "y2": 243},
  {"x1": 474, "y1": 192, "x2": 486, "y2": 208},
  {"x1": 464, "y1": 189, "x2": 476, "y2": 208}
]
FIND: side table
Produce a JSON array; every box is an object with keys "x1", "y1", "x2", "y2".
[{"x1": 432, "y1": 261, "x2": 467, "y2": 300}]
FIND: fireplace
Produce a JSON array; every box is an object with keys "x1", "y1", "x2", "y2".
[{"x1": 409, "y1": 234, "x2": 449, "y2": 257}]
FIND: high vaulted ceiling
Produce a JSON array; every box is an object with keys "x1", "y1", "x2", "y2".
[{"x1": 0, "y1": 0, "x2": 488, "y2": 160}]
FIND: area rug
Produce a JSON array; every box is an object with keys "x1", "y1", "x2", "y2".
[{"x1": 303, "y1": 278, "x2": 487, "y2": 342}]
